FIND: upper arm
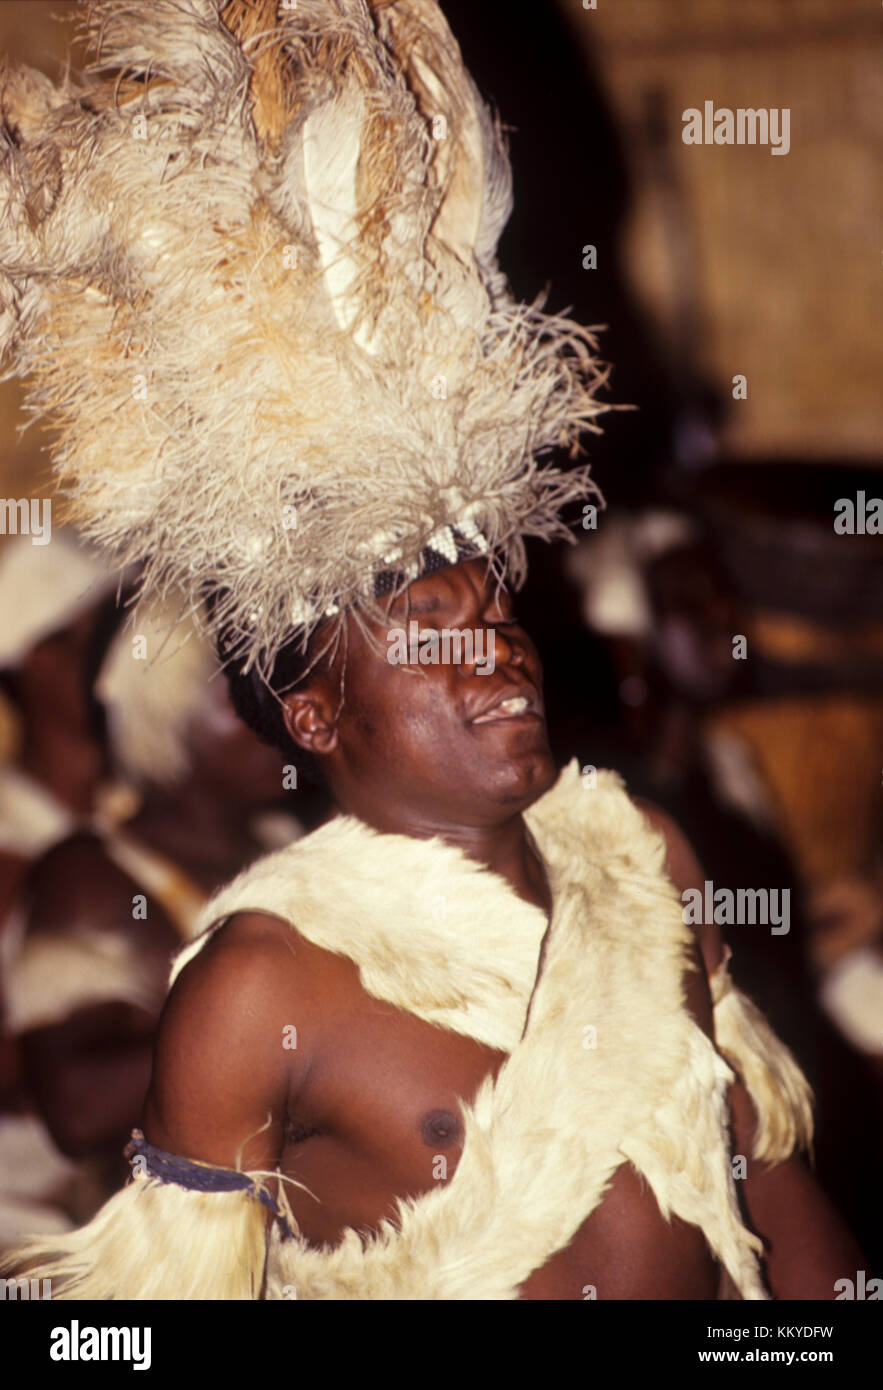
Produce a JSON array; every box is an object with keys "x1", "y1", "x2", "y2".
[
  {"x1": 634, "y1": 798, "x2": 720, "y2": 1039},
  {"x1": 143, "y1": 912, "x2": 310, "y2": 1174},
  {"x1": 633, "y1": 800, "x2": 865, "y2": 1292},
  {"x1": 634, "y1": 798, "x2": 725, "y2": 976}
]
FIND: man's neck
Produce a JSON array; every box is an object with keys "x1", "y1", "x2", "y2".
[{"x1": 439, "y1": 816, "x2": 553, "y2": 917}]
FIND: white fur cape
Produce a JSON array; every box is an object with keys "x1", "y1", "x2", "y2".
[{"x1": 3, "y1": 762, "x2": 813, "y2": 1299}]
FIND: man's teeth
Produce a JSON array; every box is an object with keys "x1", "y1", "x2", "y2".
[{"x1": 498, "y1": 696, "x2": 528, "y2": 714}]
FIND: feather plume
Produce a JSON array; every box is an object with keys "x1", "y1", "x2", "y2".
[{"x1": 0, "y1": 0, "x2": 609, "y2": 675}]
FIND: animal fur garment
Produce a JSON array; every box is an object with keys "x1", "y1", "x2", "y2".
[
  {"x1": 3, "y1": 763, "x2": 813, "y2": 1299},
  {"x1": 0, "y1": 0, "x2": 608, "y2": 676}
]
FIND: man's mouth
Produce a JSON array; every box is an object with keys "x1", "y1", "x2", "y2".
[{"x1": 469, "y1": 690, "x2": 541, "y2": 725}]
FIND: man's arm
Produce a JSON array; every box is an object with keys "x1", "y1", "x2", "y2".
[
  {"x1": 638, "y1": 799, "x2": 866, "y2": 1299},
  {"x1": 143, "y1": 911, "x2": 308, "y2": 1176}
]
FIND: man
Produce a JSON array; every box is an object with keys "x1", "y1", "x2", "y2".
[
  {"x1": 128, "y1": 556, "x2": 855, "y2": 1301},
  {"x1": 5, "y1": 556, "x2": 862, "y2": 1299},
  {"x1": 0, "y1": 0, "x2": 864, "y2": 1298}
]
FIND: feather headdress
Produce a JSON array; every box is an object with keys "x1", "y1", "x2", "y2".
[{"x1": 0, "y1": 0, "x2": 608, "y2": 676}]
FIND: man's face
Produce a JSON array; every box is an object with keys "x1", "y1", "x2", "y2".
[{"x1": 292, "y1": 559, "x2": 557, "y2": 831}]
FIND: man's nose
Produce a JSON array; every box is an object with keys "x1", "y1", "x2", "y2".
[
  {"x1": 454, "y1": 623, "x2": 524, "y2": 676},
  {"x1": 493, "y1": 626, "x2": 524, "y2": 667}
]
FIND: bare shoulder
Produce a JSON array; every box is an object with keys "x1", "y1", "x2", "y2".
[
  {"x1": 632, "y1": 796, "x2": 723, "y2": 1040},
  {"x1": 632, "y1": 799, "x2": 706, "y2": 902},
  {"x1": 168, "y1": 909, "x2": 345, "y2": 1026},
  {"x1": 633, "y1": 796, "x2": 726, "y2": 976},
  {"x1": 144, "y1": 911, "x2": 311, "y2": 1169},
  {"x1": 167, "y1": 910, "x2": 303, "y2": 1021}
]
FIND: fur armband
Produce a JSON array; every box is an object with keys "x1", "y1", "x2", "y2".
[{"x1": 0, "y1": 1132, "x2": 280, "y2": 1300}]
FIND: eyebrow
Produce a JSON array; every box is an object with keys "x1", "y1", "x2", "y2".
[
  {"x1": 403, "y1": 596, "x2": 445, "y2": 616},
  {"x1": 401, "y1": 588, "x2": 515, "y2": 619}
]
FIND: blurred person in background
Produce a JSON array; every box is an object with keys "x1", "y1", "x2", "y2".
[
  {"x1": 809, "y1": 871, "x2": 883, "y2": 1069},
  {"x1": 1, "y1": 567, "x2": 309, "y2": 1244},
  {"x1": 0, "y1": 531, "x2": 121, "y2": 1244}
]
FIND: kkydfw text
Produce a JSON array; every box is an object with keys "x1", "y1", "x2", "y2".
[
  {"x1": 387, "y1": 622, "x2": 496, "y2": 674},
  {"x1": 682, "y1": 882, "x2": 790, "y2": 935}
]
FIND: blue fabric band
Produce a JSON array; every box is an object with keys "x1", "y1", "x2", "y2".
[{"x1": 124, "y1": 1129, "x2": 294, "y2": 1237}]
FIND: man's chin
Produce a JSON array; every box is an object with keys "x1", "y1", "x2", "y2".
[{"x1": 479, "y1": 740, "x2": 558, "y2": 809}]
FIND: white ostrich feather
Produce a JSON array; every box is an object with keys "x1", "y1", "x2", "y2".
[
  {"x1": 0, "y1": 0, "x2": 609, "y2": 676},
  {"x1": 301, "y1": 87, "x2": 373, "y2": 348}
]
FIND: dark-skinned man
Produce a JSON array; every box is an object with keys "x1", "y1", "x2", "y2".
[
  {"x1": 0, "y1": 0, "x2": 864, "y2": 1301},
  {"x1": 5, "y1": 559, "x2": 863, "y2": 1299}
]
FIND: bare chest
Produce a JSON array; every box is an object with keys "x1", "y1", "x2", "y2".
[
  {"x1": 280, "y1": 984, "x2": 505, "y2": 1243},
  {"x1": 278, "y1": 954, "x2": 719, "y2": 1300}
]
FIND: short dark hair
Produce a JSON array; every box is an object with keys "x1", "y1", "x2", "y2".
[{"x1": 221, "y1": 631, "x2": 325, "y2": 787}]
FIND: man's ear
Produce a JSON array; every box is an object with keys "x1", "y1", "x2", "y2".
[{"x1": 281, "y1": 686, "x2": 340, "y2": 756}]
